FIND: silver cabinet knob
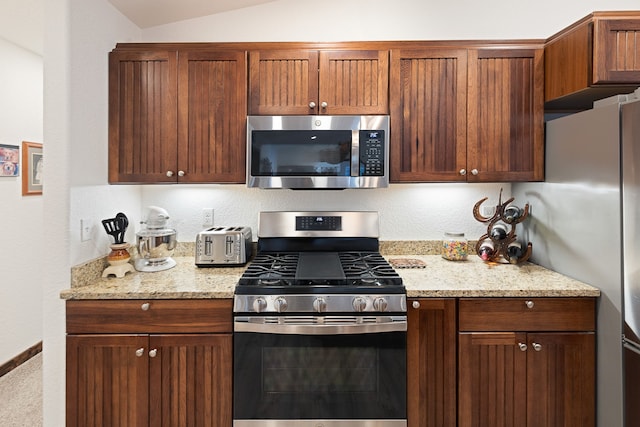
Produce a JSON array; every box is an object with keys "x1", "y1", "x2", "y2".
[
  {"x1": 532, "y1": 343, "x2": 542, "y2": 352},
  {"x1": 412, "y1": 300, "x2": 421, "y2": 309},
  {"x1": 373, "y1": 297, "x2": 388, "y2": 312},
  {"x1": 148, "y1": 349, "x2": 158, "y2": 358},
  {"x1": 309, "y1": 101, "x2": 316, "y2": 109},
  {"x1": 166, "y1": 171, "x2": 174, "y2": 177},
  {"x1": 253, "y1": 297, "x2": 267, "y2": 313},
  {"x1": 459, "y1": 169, "x2": 467, "y2": 176},
  {"x1": 274, "y1": 297, "x2": 288, "y2": 313},
  {"x1": 321, "y1": 101, "x2": 328, "y2": 109},
  {"x1": 352, "y1": 297, "x2": 367, "y2": 312},
  {"x1": 525, "y1": 300, "x2": 535, "y2": 309},
  {"x1": 141, "y1": 302, "x2": 150, "y2": 311},
  {"x1": 518, "y1": 343, "x2": 528, "y2": 352},
  {"x1": 313, "y1": 297, "x2": 327, "y2": 313},
  {"x1": 177, "y1": 170, "x2": 185, "y2": 177},
  {"x1": 135, "y1": 348, "x2": 144, "y2": 357},
  {"x1": 471, "y1": 169, "x2": 479, "y2": 176}
]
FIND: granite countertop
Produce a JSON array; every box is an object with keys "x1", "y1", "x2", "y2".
[{"x1": 60, "y1": 254, "x2": 600, "y2": 300}]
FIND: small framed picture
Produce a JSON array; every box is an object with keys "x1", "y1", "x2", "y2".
[
  {"x1": 0, "y1": 144, "x2": 20, "y2": 177},
  {"x1": 22, "y1": 141, "x2": 43, "y2": 196}
]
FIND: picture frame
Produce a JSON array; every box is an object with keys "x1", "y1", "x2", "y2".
[
  {"x1": 0, "y1": 144, "x2": 20, "y2": 177},
  {"x1": 22, "y1": 141, "x2": 43, "y2": 196}
]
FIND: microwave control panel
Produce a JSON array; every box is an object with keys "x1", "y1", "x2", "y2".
[{"x1": 359, "y1": 130, "x2": 385, "y2": 176}]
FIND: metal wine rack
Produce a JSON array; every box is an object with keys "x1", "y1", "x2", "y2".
[{"x1": 473, "y1": 190, "x2": 532, "y2": 264}]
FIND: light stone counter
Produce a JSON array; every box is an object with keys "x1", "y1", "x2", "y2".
[
  {"x1": 60, "y1": 257, "x2": 244, "y2": 300},
  {"x1": 60, "y1": 253, "x2": 600, "y2": 300},
  {"x1": 391, "y1": 255, "x2": 600, "y2": 298}
]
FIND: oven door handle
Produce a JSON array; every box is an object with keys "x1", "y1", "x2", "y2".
[{"x1": 234, "y1": 316, "x2": 407, "y2": 335}]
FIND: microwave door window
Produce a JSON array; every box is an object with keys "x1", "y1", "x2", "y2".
[{"x1": 252, "y1": 130, "x2": 351, "y2": 176}]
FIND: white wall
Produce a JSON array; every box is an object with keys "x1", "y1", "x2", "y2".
[
  {"x1": 44, "y1": 0, "x2": 640, "y2": 425},
  {"x1": 0, "y1": 37, "x2": 43, "y2": 365}
]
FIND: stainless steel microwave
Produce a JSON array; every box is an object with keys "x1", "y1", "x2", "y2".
[{"x1": 247, "y1": 115, "x2": 389, "y2": 189}]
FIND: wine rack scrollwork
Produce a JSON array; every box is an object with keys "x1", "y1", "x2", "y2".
[{"x1": 473, "y1": 189, "x2": 532, "y2": 264}]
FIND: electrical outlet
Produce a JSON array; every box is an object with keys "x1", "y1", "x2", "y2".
[
  {"x1": 80, "y1": 218, "x2": 93, "y2": 241},
  {"x1": 202, "y1": 208, "x2": 214, "y2": 226}
]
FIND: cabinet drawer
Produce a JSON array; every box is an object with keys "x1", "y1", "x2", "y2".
[
  {"x1": 458, "y1": 298, "x2": 595, "y2": 332},
  {"x1": 66, "y1": 299, "x2": 232, "y2": 334}
]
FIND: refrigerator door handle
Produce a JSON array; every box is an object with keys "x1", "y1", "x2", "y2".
[{"x1": 623, "y1": 338, "x2": 640, "y2": 356}]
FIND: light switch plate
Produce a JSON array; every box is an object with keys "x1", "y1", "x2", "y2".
[{"x1": 80, "y1": 218, "x2": 92, "y2": 241}]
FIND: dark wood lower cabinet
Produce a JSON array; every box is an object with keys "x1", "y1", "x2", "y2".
[
  {"x1": 66, "y1": 300, "x2": 232, "y2": 427},
  {"x1": 458, "y1": 298, "x2": 596, "y2": 427},
  {"x1": 407, "y1": 298, "x2": 457, "y2": 427}
]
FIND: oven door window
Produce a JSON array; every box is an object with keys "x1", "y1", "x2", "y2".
[
  {"x1": 233, "y1": 331, "x2": 406, "y2": 420},
  {"x1": 251, "y1": 130, "x2": 352, "y2": 177}
]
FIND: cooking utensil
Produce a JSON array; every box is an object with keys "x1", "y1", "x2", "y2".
[
  {"x1": 102, "y1": 212, "x2": 130, "y2": 244},
  {"x1": 115, "y1": 212, "x2": 128, "y2": 243}
]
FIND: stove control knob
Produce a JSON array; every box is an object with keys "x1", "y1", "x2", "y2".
[
  {"x1": 313, "y1": 297, "x2": 327, "y2": 313},
  {"x1": 253, "y1": 297, "x2": 267, "y2": 313},
  {"x1": 352, "y1": 297, "x2": 367, "y2": 312},
  {"x1": 373, "y1": 297, "x2": 388, "y2": 312},
  {"x1": 274, "y1": 297, "x2": 288, "y2": 313}
]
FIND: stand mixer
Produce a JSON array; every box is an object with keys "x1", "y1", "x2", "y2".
[{"x1": 134, "y1": 206, "x2": 177, "y2": 272}]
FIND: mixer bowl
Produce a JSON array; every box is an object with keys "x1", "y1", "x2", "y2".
[{"x1": 135, "y1": 229, "x2": 177, "y2": 271}]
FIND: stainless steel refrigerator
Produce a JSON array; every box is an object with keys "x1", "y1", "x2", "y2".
[{"x1": 513, "y1": 91, "x2": 640, "y2": 427}]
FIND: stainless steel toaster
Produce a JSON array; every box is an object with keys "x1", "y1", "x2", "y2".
[{"x1": 195, "y1": 226, "x2": 252, "y2": 267}]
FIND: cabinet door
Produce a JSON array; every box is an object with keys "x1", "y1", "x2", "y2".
[
  {"x1": 527, "y1": 332, "x2": 595, "y2": 427},
  {"x1": 66, "y1": 334, "x2": 149, "y2": 427},
  {"x1": 594, "y1": 19, "x2": 640, "y2": 84},
  {"x1": 149, "y1": 334, "x2": 233, "y2": 427},
  {"x1": 248, "y1": 50, "x2": 319, "y2": 115},
  {"x1": 458, "y1": 332, "x2": 528, "y2": 427},
  {"x1": 319, "y1": 50, "x2": 389, "y2": 115},
  {"x1": 407, "y1": 299, "x2": 457, "y2": 427},
  {"x1": 389, "y1": 48, "x2": 467, "y2": 182},
  {"x1": 178, "y1": 50, "x2": 247, "y2": 183},
  {"x1": 109, "y1": 50, "x2": 178, "y2": 183},
  {"x1": 467, "y1": 48, "x2": 544, "y2": 182}
]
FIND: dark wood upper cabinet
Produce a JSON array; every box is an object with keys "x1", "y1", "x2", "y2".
[
  {"x1": 545, "y1": 11, "x2": 640, "y2": 111},
  {"x1": 390, "y1": 45, "x2": 544, "y2": 183},
  {"x1": 390, "y1": 48, "x2": 468, "y2": 182},
  {"x1": 109, "y1": 49, "x2": 178, "y2": 183},
  {"x1": 109, "y1": 47, "x2": 246, "y2": 184},
  {"x1": 249, "y1": 49, "x2": 389, "y2": 115},
  {"x1": 467, "y1": 48, "x2": 544, "y2": 182},
  {"x1": 177, "y1": 50, "x2": 247, "y2": 183}
]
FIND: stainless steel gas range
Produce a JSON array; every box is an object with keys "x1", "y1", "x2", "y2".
[{"x1": 233, "y1": 211, "x2": 407, "y2": 427}]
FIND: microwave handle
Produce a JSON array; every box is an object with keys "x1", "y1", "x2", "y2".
[{"x1": 351, "y1": 129, "x2": 360, "y2": 177}]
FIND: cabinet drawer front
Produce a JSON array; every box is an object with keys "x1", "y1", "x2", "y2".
[
  {"x1": 67, "y1": 299, "x2": 232, "y2": 334},
  {"x1": 458, "y1": 298, "x2": 595, "y2": 331}
]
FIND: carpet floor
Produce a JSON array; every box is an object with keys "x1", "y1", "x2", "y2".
[{"x1": 0, "y1": 353, "x2": 42, "y2": 426}]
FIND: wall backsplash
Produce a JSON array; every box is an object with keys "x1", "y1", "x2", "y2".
[{"x1": 139, "y1": 182, "x2": 510, "y2": 243}]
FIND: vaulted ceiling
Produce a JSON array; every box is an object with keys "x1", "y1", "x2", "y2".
[{"x1": 1, "y1": 0, "x2": 279, "y2": 56}]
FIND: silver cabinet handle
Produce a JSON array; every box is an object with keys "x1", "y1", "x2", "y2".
[
  {"x1": 135, "y1": 348, "x2": 144, "y2": 357},
  {"x1": 412, "y1": 301, "x2": 421, "y2": 309},
  {"x1": 459, "y1": 169, "x2": 467, "y2": 176},
  {"x1": 141, "y1": 302, "x2": 150, "y2": 311},
  {"x1": 321, "y1": 101, "x2": 328, "y2": 109},
  {"x1": 518, "y1": 342, "x2": 527, "y2": 351},
  {"x1": 532, "y1": 343, "x2": 542, "y2": 352},
  {"x1": 166, "y1": 171, "x2": 174, "y2": 177},
  {"x1": 471, "y1": 169, "x2": 479, "y2": 176},
  {"x1": 525, "y1": 300, "x2": 534, "y2": 309},
  {"x1": 149, "y1": 349, "x2": 158, "y2": 358},
  {"x1": 177, "y1": 170, "x2": 185, "y2": 177},
  {"x1": 309, "y1": 101, "x2": 316, "y2": 109}
]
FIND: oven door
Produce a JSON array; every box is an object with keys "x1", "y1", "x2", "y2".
[{"x1": 233, "y1": 316, "x2": 407, "y2": 427}]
